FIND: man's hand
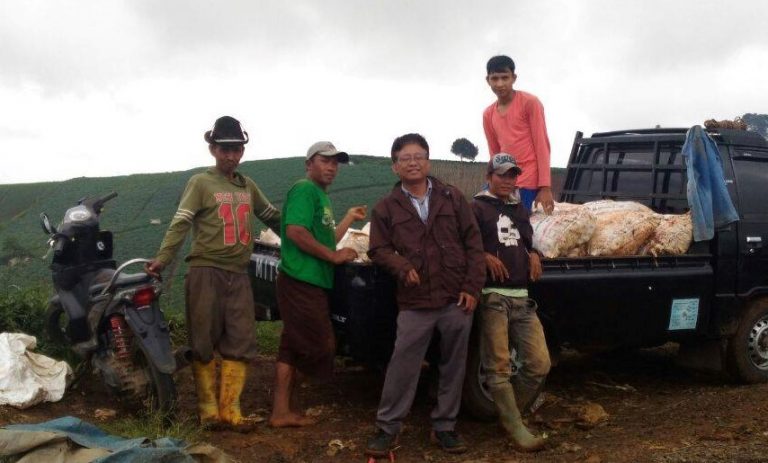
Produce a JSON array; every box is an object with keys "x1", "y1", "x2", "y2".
[
  {"x1": 144, "y1": 259, "x2": 165, "y2": 279},
  {"x1": 457, "y1": 291, "x2": 478, "y2": 313},
  {"x1": 331, "y1": 247, "x2": 358, "y2": 264},
  {"x1": 533, "y1": 187, "x2": 555, "y2": 215},
  {"x1": 402, "y1": 268, "x2": 421, "y2": 287},
  {"x1": 345, "y1": 206, "x2": 367, "y2": 222},
  {"x1": 484, "y1": 253, "x2": 509, "y2": 282},
  {"x1": 529, "y1": 251, "x2": 543, "y2": 282}
]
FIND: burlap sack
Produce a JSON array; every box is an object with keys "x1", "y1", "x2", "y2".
[
  {"x1": 582, "y1": 199, "x2": 653, "y2": 216},
  {"x1": 565, "y1": 244, "x2": 588, "y2": 257},
  {"x1": 531, "y1": 203, "x2": 597, "y2": 258},
  {"x1": 640, "y1": 212, "x2": 693, "y2": 257},
  {"x1": 337, "y1": 226, "x2": 371, "y2": 263},
  {"x1": 258, "y1": 228, "x2": 281, "y2": 247},
  {"x1": 585, "y1": 200, "x2": 659, "y2": 256}
]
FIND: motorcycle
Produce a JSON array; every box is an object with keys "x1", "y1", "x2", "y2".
[{"x1": 40, "y1": 192, "x2": 177, "y2": 414}]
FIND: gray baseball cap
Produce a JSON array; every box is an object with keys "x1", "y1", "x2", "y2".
[
  {"x1": 488, "y1": 153, "x2": 522, "y2": 175},
  {"x1": 306, "y1": 141, "x2": 349, "y2": 163}
]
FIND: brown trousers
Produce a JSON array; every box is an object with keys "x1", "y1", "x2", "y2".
[
  {"x1": 185, "y1": 266, "x2": 257, "y2": 362},
  {"x1": 276, "y1": 273, "x2": 335, "y2": 381}
]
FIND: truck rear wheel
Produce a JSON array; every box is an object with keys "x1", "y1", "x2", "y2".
[
  {"x1": 461, "y1": 330, "x2": 520, "y2": 421},
  {"x1": 462, "y1": 334, "x2": 498, "y2": 421},
  {"x1": 727, "y1": 298, "x2": 768, "y2": 383}
]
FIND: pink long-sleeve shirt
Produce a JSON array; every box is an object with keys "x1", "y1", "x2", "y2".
[{"x1": 482, "y1": 90, "x2": 551, "y2": 189}]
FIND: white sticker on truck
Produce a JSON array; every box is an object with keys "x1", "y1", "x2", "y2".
[{"x1": 668, "y1": 298, "x2": 699, "y2": 331}]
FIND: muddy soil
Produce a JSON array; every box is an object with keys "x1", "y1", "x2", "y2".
[{"x1": 2, "y1": 346, "x2": 767, "y2": 463}]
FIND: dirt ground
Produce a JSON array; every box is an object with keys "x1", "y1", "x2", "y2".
[{"x1": 2, "y1": 346, "x2": 768, "y2": 463}]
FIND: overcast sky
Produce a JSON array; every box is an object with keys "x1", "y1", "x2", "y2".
[{"x1": 1, "y1": 0, "x2": 766, "y2": 185}]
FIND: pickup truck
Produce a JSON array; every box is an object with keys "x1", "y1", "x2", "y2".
[{"x1": 250, "y1": 127, "x2": 768, "y2": 420}]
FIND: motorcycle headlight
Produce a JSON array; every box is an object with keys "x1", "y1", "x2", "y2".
[{"x1": 66, "y1": 207, "x2": 91, "y2": 222}]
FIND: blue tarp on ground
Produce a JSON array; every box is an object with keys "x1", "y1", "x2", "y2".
[
  {"x1": 682, "y1": 125, "x2": 739, "y2": 241},
  {"x1": 0, "y1": 416, "x2": 226, "y2": 462}
]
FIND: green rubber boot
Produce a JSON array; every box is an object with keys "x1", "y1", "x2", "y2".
[{"x1": 490, "y1": 386, "x2": 545, "y2": 452}]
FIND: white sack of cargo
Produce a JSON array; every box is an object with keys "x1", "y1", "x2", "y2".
[
  {"x1": 565, "y1": 244, "x2": 589, "y2": 257},
  {"x1": 337, "y1": 223, "x2": 371, "y2": 263},
  {"x1": 582, "y1": 199, "x2": 654, "y2": 216},
  {"x1": 584, "y1": 200, "x2": 660, "y2": 256},
  {"x1": 531, "y1": 203, "x2": 597, "y2": 258},
  {"x1": 640, "y1": 212, "x2": 693, "y2": 257},
  {"x1": 258, "y1": 228, "x2": 281, "y2": 247},
  {"x1": 0, "y1": 333, "x2": 72, "y2": 409}
]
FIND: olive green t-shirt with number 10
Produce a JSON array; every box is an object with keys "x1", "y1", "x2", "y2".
[{"x1": 279, "y1": 179, "x2": 337, "y2": 289}]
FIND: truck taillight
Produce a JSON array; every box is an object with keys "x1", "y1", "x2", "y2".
[{"x1": 132, "y1": 287, "x2": 155, "y2": 308}]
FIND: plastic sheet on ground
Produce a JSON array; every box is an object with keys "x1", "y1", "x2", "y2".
[
  {"x1": 0, "y1": 416, "x2": 230, "y2": 462},
  {"x1": 0, "y1": 332, "x2": 72, "y2": 409}
]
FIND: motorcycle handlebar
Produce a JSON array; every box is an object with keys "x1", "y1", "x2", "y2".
[
  {"x1": 100, "y1": 191, "x2": 118, "y2": 204},
  {"x1": 93, "y1": 191, "x2": 118, "y2": 213}
]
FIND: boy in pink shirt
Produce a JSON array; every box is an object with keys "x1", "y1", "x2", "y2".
[{"x1": 483, "y1": 55, "x2": 554, "y2": 214}]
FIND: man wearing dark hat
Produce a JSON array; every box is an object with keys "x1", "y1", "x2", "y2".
[
  {"x1": 471, "y1": 153, "x2": 549, "y2": 451},
  {"x1": 146, "y1": 115, "x2": 280, "y2": 431},
  {"x1": 269, "y1": 141, "x2": 366, "y2": 427}
]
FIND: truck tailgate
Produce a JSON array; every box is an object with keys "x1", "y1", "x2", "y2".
[{"x1": 530, "y1": 254, "x2": 714, "y2": 349}]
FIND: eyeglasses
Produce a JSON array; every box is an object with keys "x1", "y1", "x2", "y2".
[{"x1": 397, "y1": 153, "x2": 428, "y2": 164}]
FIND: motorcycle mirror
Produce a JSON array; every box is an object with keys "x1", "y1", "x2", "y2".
[{"x1": 40, "y1": 213, "x2": 56, "y2": 235}]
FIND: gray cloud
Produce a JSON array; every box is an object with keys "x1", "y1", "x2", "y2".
[{"x1": 0, "y1": 0, "x2": 766, "y2": 184}]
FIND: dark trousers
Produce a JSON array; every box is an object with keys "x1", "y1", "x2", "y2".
[
  {"x1": 185, "y1": 266, "x2": 257, "y2": 362},
  {"x1": 276, "y1": 273, "x2": 335, "y2": 381}
]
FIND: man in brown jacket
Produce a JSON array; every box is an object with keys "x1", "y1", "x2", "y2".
[{"x1": 364, "y1": 133, "x2": 485, "y2": 457}]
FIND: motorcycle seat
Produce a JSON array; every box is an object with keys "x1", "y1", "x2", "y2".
[{"x1": 89, "y1": 272, "x2": 153, "y2": 295}]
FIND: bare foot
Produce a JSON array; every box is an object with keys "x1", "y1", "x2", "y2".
[{"x1": 268, "y1": 412, "x2": 317, "y2": 428}]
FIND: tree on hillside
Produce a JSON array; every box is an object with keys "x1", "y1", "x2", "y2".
[
  {"x1": 451, "y1": 138, "x2": 479, "y2": 162},
  {"x1": 742, "y1": 113, "x2": 768, "y2": 140}
]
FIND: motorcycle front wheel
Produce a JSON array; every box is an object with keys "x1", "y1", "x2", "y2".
[{"x1": 45, "y1": 302, "x2": 70, "y2": 345}]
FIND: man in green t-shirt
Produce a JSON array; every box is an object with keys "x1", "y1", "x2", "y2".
[
  {"x1": 145, "y1": 116, "x2": 280, "y2": 431},
  {"x1": 268, "y1": 141, "x2": 366, "y2": 427}
]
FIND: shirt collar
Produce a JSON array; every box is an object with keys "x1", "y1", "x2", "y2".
[
  {"x1": 474, "y1": 188, "x2": 520, "y2": 205},
  {"x1": 401, "y1": 178, "x2": 432, "y2": 200}
]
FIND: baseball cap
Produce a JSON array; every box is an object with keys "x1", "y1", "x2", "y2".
[
  {"x1": 488, "y1": 153, "x2": 522, "y2": 175},
  {"x1": 306, "y1": 141, "x2": 349, "y2": 163}
]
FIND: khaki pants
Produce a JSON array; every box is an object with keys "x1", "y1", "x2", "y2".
[{"x1": 479, "y1": 292, "x2": 551, "y2": 410}]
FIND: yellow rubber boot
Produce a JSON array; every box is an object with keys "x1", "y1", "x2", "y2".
[
  {"x1": 191, "y1": 360, "x2": 219, "y2": 426},
  {"x1": 219, "y1": 359, "x2": 253, "y2": 432}
]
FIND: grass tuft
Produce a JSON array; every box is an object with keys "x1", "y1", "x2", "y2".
[{"x1": 100, "y1": 411, "x2": 205, "y2": 443}]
